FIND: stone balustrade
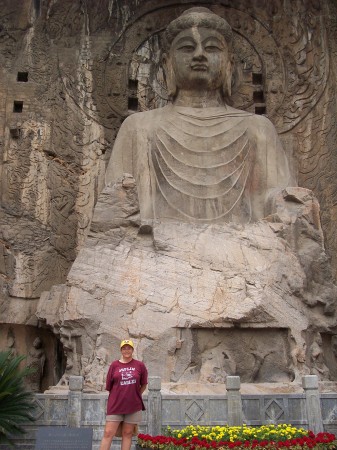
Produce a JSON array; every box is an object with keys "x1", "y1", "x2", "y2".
[{"x1": 1, "y1": 375, "x2": 336, "y2": 449}]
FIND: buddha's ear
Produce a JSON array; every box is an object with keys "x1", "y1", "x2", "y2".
[
  {"x1": 162, "y1": 53, "x2": 177, "y2": 98},
  {"x1": 222, "y1": 53, "x2": 234, "y2": 99}
]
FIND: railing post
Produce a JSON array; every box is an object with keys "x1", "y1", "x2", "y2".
[
  {"x1": 302, "y1": 375, "x2": 324, "y2": 433},
  {"x1": 67, "y1": 375, "x2": 83, "y2": 428},
  {"x1": 147, "y1": 376, "x2": 162, "y2": 436},
  {"x1": 227, "y1": 376, "x2": 243, "y2": 426}
]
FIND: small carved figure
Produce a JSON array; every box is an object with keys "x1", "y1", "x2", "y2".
[
  {"x1": 249, "y1": 350, "x2": 274, "y2": 382},
  {"x1": 290, "y1": 335, "x2": 310, "y2": 382},
  {"x1": 309, "y1": 332, "x2": 330, "y2": 380},
  {"x1": 222, "y1": 351, "x2": 236, "y2": 378},
  {"x1": 84, "y1": 335, "x2": 109, "y2": 392},
  {"x1": 26, "y1": 337, "x2": 46, "y2": 392},
  {"x1": 199, "y1": 348, "x2": 235, "y2": 383},
  {"x1": 57, "y1": 327, "x2": 82, "y2": 387},
  {"x1": 7, "y1": 330, "x2": 17, "y2": 357},
  {"x1": 331, "y1": 335, "x2": 337, "y2": 358}
]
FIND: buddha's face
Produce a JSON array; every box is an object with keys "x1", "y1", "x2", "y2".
[{"x1": 168, "y1": 26, "x2": 230, "y2": 92}]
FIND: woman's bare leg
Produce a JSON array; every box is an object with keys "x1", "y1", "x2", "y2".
[
  {"x1": 121, "y1": 422, "x2": 135, "y2": 450},
  {"x1": 99, "y1": 421, "x2": 121, "y2": 450}
]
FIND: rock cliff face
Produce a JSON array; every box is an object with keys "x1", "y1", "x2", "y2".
[
  {"x1": 1, "y1": 0, "x2": 337, "y2": 390},
  {"x1": 37, "y1": 177, "x2": 337, "y2": 387}
]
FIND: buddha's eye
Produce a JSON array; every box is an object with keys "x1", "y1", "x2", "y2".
[
  {"x1": 205, "y1": 45, "x2": 222, "y2": 52},
  {"x1": 178, "y1": 45, "x2": 195, "y2": 52}
]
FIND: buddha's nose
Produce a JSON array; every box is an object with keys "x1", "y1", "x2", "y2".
[{"x1": 193, "y1": 44, "x2": 206, "y2": 60}]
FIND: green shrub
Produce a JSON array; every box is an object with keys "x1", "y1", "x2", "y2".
[{"x1": 0, "y1": 351, "x2": 36, "y2": 446}]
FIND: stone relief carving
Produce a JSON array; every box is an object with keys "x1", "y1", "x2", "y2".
[
  {"x1": 6, "y1": 329, "x2": 18, "y2": 358},
  {"x1": 290, "y1": 335, "x2": 310, "y2": 382},
  {"x1": 83, "y1": 335, "x2": 109, "y2": 392},
  {"x1": 0, "y1": 324, "x2": 59, "y2": 391},
  {"x1": 35, "y1": 5, "x2": 337, "y2": 390},
  {"x1": 309, "y1": 332, "x2": 330, "y2": 380},
  {"x1": 1, "y1": 0, "x2": 337, "y2": 390},
  {"x1": 56, "y1": 326, "x2": 83, "y2": 387},
  {"x1": 26, "y1": 337, "x2": 46, "y2": 392},
  {"x1": 332, "y1": 336, "x2": 337, "y2": 359},
  {"x1": 106, "y1": 7, "x2": 291, "y2": 225},
  {"x1": 127, "y1": 2, "x2": 328, "y2": 132},
  {"x1": 0, "y1": 210, "x2": 69, "y2": 299}
]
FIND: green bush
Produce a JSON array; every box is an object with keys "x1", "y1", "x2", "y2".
[{"x1": 0, "y1": 351, "x2": 36, "y2": 446}]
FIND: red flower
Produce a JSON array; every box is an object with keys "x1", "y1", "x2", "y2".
[{"x1": 137, "y1": 429, "x2": 337, "y2": 450}]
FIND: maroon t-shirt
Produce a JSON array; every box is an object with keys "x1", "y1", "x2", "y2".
[{"x1": 105, "y1": 359, "x2": 148, "y2": 415}]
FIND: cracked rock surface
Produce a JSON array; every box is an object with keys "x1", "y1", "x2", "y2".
[{"x1": 37, "y1": 179, "x2": 337, "y2": 390}]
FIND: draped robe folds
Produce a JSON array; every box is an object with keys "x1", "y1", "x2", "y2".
[{"x1": 105, "y1": 104, "x2": 291, "y2": 224}]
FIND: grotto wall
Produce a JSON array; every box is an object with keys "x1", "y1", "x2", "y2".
[{"x1": 1, "y1": 0, "x2": 337, "y2": 390}]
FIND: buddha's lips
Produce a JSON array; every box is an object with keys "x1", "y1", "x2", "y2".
[{"x1": 191, "y1": 64, "x2": 208, "y2": 70}]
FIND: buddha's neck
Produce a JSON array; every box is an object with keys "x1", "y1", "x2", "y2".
[{"x1": 173, "y1": 89, "x2": 225, "y2": 108}]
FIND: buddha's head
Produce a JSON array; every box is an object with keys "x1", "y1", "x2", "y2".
[{"x1": 163, "y1": 7, "x2": 234, "y2": 101}]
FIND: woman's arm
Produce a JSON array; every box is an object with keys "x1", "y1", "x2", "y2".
[
  {"x1": 140, "y1": 384, "x2": 147, "y2": 395},
  {"x1": 105, "y1": 363, "x2": 114, "y2": 391}
]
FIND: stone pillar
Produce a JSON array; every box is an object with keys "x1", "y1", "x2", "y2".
[
  {"x1": 147, "y1": 376, "x2": 162, "y2": 436},
  {"x1": 302, "y1": 375, "x2": 323, "y2": 433},
  {"x1": 227, "y1": 376, "x2": 243, "y2": 426},
  {"x1": 67, "y1": 376, "x2": 83, "y2": 428}
]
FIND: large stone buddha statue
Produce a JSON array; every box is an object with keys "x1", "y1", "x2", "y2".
[
  {"x1": 37, "y1": 6, "x2": 337, "y2": 390},
  {"x1": 106, "y1": 7, "x2": 291, "y2": 224}
]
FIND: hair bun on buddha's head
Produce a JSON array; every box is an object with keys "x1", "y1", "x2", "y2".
[
  {"x1": 164, "y1": 7, "x2": 233, "y2": 50},
  {"x1": 180, "y1": 7, "x2": 215, "y2": 15}
]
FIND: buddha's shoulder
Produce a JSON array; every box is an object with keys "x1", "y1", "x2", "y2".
[
  {"x1": 248, "y1": 113, "x2": 277, "y2": 129},
  {"x1": 120, "y1": 107, "x2": 169, "y2": 129},
  {"x1": 227, "y1": 107, "x2": 278, "y2": 133}
]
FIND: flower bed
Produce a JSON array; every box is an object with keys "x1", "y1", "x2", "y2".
[{"x1": 137, "y1": 424, "x2": 337, "y2": 449}]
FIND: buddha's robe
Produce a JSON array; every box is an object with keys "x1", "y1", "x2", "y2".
[{"x1": 106, "y1": 104, "x2": 291, "y2": 224}]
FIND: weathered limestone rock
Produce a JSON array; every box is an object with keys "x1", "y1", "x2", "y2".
[
  {"x1": 0, "y1": 209, "x2": 69, "y2": 300},
  {"x1": 37, "y1": 176, "x2": 337, "y2": 387},
  {"x1": 106, "y1": 105, "x2": 291, "y2": 224},
  {"x1": 1, "y1": 1, "x2": 337, "y2": 390},
  {"x1": 36, "y1": 6, "x2": 337, "y2": 391},
  {"x1": 0, "y1": 323, "x2": 62, "y2": 391}
]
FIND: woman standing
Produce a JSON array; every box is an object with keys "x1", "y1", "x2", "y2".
[{"x1": 99, "y1": 339, "x2": 148, "y2": 450}]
